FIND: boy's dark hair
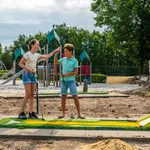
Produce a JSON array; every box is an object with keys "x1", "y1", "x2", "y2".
[
  {"x1": 64, "y1": 44, "x2": 74, "y2": 53},
  {"x1": 29, "y1": 39, "x2": 38, "y2": 51}
]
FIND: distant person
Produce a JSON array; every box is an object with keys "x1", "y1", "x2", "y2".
[
  {"x1": 54, "y1": 44, "x2": 85, "y2": 119},
  {"x1": 18, "y1": 39, "x2": 60, "y2": 119}
]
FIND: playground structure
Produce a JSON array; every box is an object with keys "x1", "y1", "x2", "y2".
[
  {"x1": 0, "y1": 28, "x2": 62, "y2": 86},
  {"x1": 0, "y1": 47, "x2": 25, "y2": 85},
  {"x1": 0, "y1": 60, "x2": 7, "y2": 73},
  {"x1": 0, "y1": 27, "x2": 92, "y2": 87},
  {"x1": 79, "y1": 49, "x2": 92, "y2": 85}
]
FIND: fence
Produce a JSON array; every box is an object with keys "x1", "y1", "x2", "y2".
[{"x1": 92, "y1": 66, "x2": 149, "y2": 76}]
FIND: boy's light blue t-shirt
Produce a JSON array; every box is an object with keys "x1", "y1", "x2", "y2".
[{"x1": 58, "y1": 57, "x2": 78, "y2": 81}]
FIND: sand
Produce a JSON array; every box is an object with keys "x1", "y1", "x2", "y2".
[{"x1": 76, "y1": 139, "x2": 137, "y2": 150}]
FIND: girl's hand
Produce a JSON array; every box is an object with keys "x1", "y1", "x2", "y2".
[
  {"x1": 28, "y1": 69, "x2": 35, "y2": 74},
  {"x1": 54, "y1": 47, "x2": 61, "y2": 53}
]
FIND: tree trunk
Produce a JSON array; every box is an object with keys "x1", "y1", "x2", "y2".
[
  {"x1": 139, "y1": 22, "x2": 145, "y2": 75},
  {"x1": 140, "y1": 59, "x2": 144, "y2": 75}
]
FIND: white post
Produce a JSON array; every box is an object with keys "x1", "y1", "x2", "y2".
[{"x1": 13, "y1": 60, "x2": 16, "y2": 85}]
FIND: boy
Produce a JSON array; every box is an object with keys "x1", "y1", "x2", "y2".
[{"x1": 54, "y1": 44, "x2": 85, "y2": 119}]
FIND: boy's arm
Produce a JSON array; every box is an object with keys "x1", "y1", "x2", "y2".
[
  {"x1": 62, "y1": 68, "x2": 78, "y2": 77},
  {"x1": 62, "y1": 59, "x2": 78, "y2": 77},
  {"x1": 54, "y1": 52, "x2": 60, "y2": 64}
]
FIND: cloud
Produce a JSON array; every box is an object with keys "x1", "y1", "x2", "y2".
[
  {"x1": 0, "y1": 0, "x2": 91, "y2": 12},
  {"x1": 0, "y1": 0, "x2": 102, "y2": 47},
  {"x1": 0, "y1": 20, "x2": 52, "y2": 25}
]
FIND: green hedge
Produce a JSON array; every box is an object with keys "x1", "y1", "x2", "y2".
[
  {"x1": 0, "y1": 70, "x2": 13, "y2": 78},
  {"x1": 91, "y1": 74, "x2": 107, "y2": 83},
  {"x1": 0, "y1": 70, "x2": 9, "y2": 74},
  {"x1": 76, "y1": 74, "x2": 107, "y2": 83}
]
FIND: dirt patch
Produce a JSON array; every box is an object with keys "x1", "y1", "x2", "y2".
[
  {"x1": 123, "y1": 85, "x2": 150, "y2": 97},
  {"x1": 106, "y1": 76, "x2": 134, "y2": 84},
  {"x1": 76, "y1": 139, "x2": 137, "y2": 150},
  {"x1": 0, "y1": 139, "x2": 149, "y2": 150},
  {"x1": 0, "y1": 95, "x2": 150, "y2": 118},
  {"x1": 0, "y1": 96, "x2": 150, "y2": 149}
]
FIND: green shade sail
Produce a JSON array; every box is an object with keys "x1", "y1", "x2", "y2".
[{"x1": 14, "y1": 47, "x2": 25, "y2": 60}]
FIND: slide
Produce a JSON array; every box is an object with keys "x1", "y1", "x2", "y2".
[
  {"x1": 0, "y1": 70, "x2": 24, "y2": 85},
  {"x1": 0, "y1": 68, "x2": 14, "y2": 80}
]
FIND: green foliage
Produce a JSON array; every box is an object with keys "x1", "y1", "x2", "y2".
[
  {"x1": 76, "y1": 74, "x2": 107, "y2": 83},
  {"x1": 0, "y1": 43, "x2": 2, "y2": 56},
  {"x1": 91, "y1": 74, "x2": 107, "y2": 83},
  {"x1": 0, "y1": 47, "x2": 13, "y2": 70},
  {"x1": 91, "y1": 0, "x2": 150, "y2": 74}
]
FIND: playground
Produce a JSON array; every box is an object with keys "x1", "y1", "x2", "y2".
[{"x1": 0, "y1": 27, "x2": 150, "y2": 150}]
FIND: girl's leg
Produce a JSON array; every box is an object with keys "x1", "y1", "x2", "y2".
[
  {"x1": 29, "y1": 83, "x2": 36, "y2": 113},
  {"x1": 21, "y1": 83, "x2": 31, "y2": 112}
]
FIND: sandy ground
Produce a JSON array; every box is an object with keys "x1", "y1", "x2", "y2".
[
  {"x1": 0, "y1": 95, "x2": 150, "y2": 149},
  {"x1": 0, "y1": 139, "x2": 150, "y2": 150},
  {"x1": 0, "y1": 96, "x2": 150, "y2": 118}
]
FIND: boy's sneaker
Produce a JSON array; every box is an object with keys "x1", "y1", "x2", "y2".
[
  {"x1": 18, "y1": 112, "x2": 27, "y2": 119},
  {"x1": 29, "y1": 112, "x2": 39, "y2": 119}
]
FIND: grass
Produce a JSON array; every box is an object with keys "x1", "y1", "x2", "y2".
[{"x1": 39, "y1": 91, "x2": 109, "y2": 95}]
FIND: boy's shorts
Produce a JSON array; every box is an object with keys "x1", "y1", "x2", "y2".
[
  {"x1": 61, "y1": 80, "x2": 77, "y2": 95},
  {"x1": 22, "y1": 72, "x2": 37, "y2": 84}
]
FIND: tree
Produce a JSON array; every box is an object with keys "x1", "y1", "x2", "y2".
[
  {"x1": 91, "y1": 0, "x2": 150, "y2": 74},
  {"x1": 0, "y1": 46, "x2": 13, "y2": 69},
  {"x1": 0, "y1": 43, "x2": 2, "y2": 56}
]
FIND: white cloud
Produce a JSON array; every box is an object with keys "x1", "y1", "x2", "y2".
[
  {"x1": 0, "y1": 0, "x2": 57, "y2": 11},
  {"x1": 0, "y1": 20, "x2": 52, "y2": 25},
  {"x1": 0, "y1": 0, "x2": 91, "y2": 12},
  {"x1": 0, "y1": 0, "x2": 101, "y2": 47}
]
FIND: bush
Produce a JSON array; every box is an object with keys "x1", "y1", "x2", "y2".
[
  {"x1": 91, "y1": 74, "x2": 107, "y2": 83},
  {"x1": 76, "y1": 74, "x2": 107, "y2": 83},
  {"x1": 0, "y1": 70, "x2": 13, "y2": 78}
]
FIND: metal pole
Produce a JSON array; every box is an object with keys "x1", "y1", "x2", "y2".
[
  {"x1": 59, "y1": 45, "x2": 62, "y2": 87},
  {"x1": 80, "y1": 62, "x2": 82, "y2": 85},
  {"x1": 46, "y1": 44, "x2": 49, "y2": 87},
  {"x1": 90, "y1": 62, "x2": 92, "y2": 84},
  {"x1": 43, "y1": 47, "x2": 46, "y2": 87},
  {"x1": 36, "y1": 63, "x2": 39, "y2": 114}
]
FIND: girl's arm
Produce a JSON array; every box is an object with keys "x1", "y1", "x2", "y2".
[
  {"x1": 19, "y1": 57, "x2": 34, "y2": 73},
  {"x1": 39, "y1": 47, "x2": 60, "y2": 59}
]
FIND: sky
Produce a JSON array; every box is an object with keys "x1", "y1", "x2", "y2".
[{"x1": 0, "y1": 0, "x2": 102, "y2": 48}]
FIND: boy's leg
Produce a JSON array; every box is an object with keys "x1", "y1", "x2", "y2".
[
  {"x1": 72, "y1": 94, "x2": 80, "y2": 115},
  {"x1": 69, "y1": 81, "x2": 85, "y2": 119},
  {"x1": 58, "y1": 81, "x2": 68, "y2": 118},
  {"x1": 61, "y1": 94, "x2": 67, "y2": 116}
]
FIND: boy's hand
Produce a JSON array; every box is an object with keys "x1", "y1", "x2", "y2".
[{"x1": 62, "y1": 74, "x2": 68, "y2": 77}]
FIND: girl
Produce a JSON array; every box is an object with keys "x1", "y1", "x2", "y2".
[{"x1": 18, "y1": 39, "x2": 60, "y2": 119}]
